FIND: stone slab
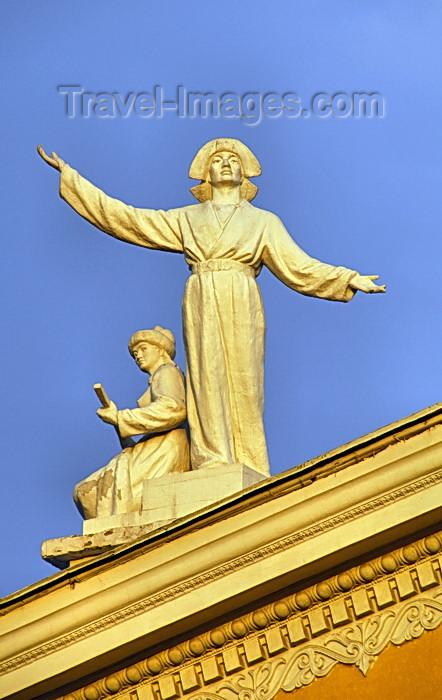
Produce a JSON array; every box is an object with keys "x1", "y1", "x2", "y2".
[
  {"x1": 43, "y1": 465, "x2": 267, "y2": 566},
  {"x1": 41, "y1": 521, "x2": 172, "y2": 568}
]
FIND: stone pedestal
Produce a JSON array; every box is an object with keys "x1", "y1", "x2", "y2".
[{"x1": 42, "y1": 464, "x2": 267, "y2": 568}]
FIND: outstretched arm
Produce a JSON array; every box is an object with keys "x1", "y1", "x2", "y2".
[
  {"x1": 37, "y1": 144, "x2": 183, "y2": 252},
  {"x1": 261, "y1": 213, "x2": 358, "y2": 302},
  {"x1": 261, "y1": 213, "x2": 386, "y2": 301}
]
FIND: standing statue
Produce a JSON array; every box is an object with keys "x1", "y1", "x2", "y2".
[
  {"x1": 74, "y1": 326, "x2": 189, "y2": 519},
  {"x1": 38, "y1": 138, "x2": 385, "y2": 478}
]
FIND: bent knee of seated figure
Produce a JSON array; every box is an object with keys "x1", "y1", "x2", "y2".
[{"x1": 73, "y1": 478, "x2": 98, "y2": 520}]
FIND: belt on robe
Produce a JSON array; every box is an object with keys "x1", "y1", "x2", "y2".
[{"x1": 190, "y1": 259, "x2": 256, "y2": 277}]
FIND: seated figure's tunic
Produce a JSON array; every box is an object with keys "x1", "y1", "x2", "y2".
[
  {"x1": 74, "y1": 363, "x2": 189, "y2": 519},
  {"x1": 61, "y1": 166, "x2": 358, "y2": 477}
]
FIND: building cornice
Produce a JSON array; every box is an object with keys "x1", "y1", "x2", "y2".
[
  {"x1": 1, "y1": 404, "x2": 441, "y2": 699},
  {"x1": 2, "y1": 402, "x2": 441, "y2": 612},
  {"x1": 54, "y1": 530, "x2": 442, "y2": 700}
]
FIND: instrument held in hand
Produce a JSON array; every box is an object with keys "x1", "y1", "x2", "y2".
[{"x1": 94, "y1": 383, "x2": 111, "y2": 408}]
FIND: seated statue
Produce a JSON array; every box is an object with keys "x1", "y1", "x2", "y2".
[{"x1": 74, "y1": 326, "x2": 190, "y2": 520}]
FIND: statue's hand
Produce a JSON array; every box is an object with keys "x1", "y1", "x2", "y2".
[
  {"x1": 37, "y1": 144, "x2": 66, "y2": 171},
  {"x1": 350, "y1": 274, "x2": 386, "y2": 294},
  {"x1": 97, "y1": 401, "x2": 118, "y2": 425}
]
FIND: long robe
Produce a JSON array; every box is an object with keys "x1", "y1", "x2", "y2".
[
  {"x1": 61, "y1": 166, "x2": 358, "y2": 476},
  {"x1": 74, "y1": 362, "x2": 189, "y2": 519}
]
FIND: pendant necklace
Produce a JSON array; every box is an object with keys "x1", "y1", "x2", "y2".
[{"x1": 211, "y1": 201, "x2": 240, "y2": 233}]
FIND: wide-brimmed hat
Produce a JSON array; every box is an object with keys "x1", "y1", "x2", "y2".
[{"x1": 188, "y1": 138, "x2": 261, "y2": 202}]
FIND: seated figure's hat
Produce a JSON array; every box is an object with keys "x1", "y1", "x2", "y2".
[
  {"x1": 189, "y1": 138, "x2": 261, "y2": 202},
  {"x1": 128, "y1": 326, "x2": 176, "y2": 360}
]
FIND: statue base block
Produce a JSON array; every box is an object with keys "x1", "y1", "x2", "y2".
[
  {"x1": 42, "y1": 464, "x2": 267, "y2": 568},
  {"x1": 144, "y1": 462, "x2": 266, "y2": 523}
]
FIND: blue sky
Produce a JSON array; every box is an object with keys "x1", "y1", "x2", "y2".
[{"x1": 1, "y1": 1, "x2": 440, "y2": 597}]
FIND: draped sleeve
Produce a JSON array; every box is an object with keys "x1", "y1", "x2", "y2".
[
  {"x1": 59, "y1": 165, "x2": 183, "y2": 252},
  {"x1": 261, "y1": 212, "x2": 358, "y2": 302},
  {"x1": 117, "y1": 364, "x2": 186, "y2": 438}
]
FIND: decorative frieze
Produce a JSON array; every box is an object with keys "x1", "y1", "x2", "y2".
[
  {"x1": 188, "y1": 591, "x2": 442, "y2": 699},
  {"x1": 58, "y1": 531, "x2": 442, "y2": 700}
]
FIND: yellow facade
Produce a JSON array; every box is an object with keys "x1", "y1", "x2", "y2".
[{"x1": 275, "y1": 624, "x2": 442, "y2": 700}]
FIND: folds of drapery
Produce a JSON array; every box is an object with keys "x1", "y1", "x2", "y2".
[
  {"x1": 73, "y1": 364, "x2": 189, "y2": 519},
  {"x1": 61, "y1": 166, "x2": 359, "y2": 477}
]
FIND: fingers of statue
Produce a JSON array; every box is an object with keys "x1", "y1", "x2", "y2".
[
  {"x1": 367, "y1": 275, "x2": 386, "y2": 293},
  {"x1": 97, "y1": 408, "x2": 114, "y2": 424},
  {"x1": 37, "y1": 144, "x2": 64, "y2": 171},
  {"x1": 97, "y1": 402, "x2": 118, "y2": 425},
  {"x1": 51, "y1": 151, "x2": 66, "y2": 169},
  {"x1": 37, "y1": 144, "x2": 54, "y2": 166},
  {"x1": 367, "y1": 281, "x2": 386, "y2": 293},
  {"x1": 359, "y1": 274, "x2": 386, "y2": 294}
]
